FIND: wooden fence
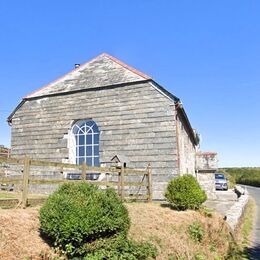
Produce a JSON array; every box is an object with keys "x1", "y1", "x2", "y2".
[{"x1": 0, "y1": 157, "x2": 152, "y2": 208}]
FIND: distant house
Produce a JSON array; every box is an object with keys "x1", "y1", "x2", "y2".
[{"x1": 8, "y1": 53, "x2": 200, "y2": 198}]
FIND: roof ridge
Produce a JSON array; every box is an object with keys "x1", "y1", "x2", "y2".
[
  {"x1": 25, "y1": 53, "x2": 151, "y2": 98},
  {"x1": 101, "y1": 53, "x2": 151, "y2": 80}
]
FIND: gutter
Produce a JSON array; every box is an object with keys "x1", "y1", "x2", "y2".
[
  {"x1": 7, "y1": 99, "x2": 26, "y2": 125},
  {"x1": 175, "y1": 102, "x2": 181, "y2": 175},
  {"x1": 175, "y1": 100, "x2": 199, "y2": 146}
]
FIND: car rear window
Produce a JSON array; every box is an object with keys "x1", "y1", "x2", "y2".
[{"x1": 215, "y1": 174, "x2": 225, "y2": 179}]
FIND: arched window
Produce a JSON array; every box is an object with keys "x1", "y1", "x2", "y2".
[{"x1": 72, "y1": 120, "x2": 100, "y2": 166}]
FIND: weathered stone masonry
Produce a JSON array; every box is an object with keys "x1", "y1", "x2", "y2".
[
  {"x1": 11, "y1": 82, "x2": 177, "y2": 172},
  {"x1": 8, "y1": 53, "x2": 199, "y2": 199}
]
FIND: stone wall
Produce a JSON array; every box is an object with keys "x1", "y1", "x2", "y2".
[
  {"x1": 196, "y1": 152, "x2": 218, "y2": 199},
  {"x1": 197, "y1": 172, "x2": 216, "y2": 200},
  {"x1": 196, "y1": 152, "x2": 218, "y2": 171},
  {"x1": 225, "y1": 185, "x2": 249, "y2": 231},
  {"x1": 176, "y1": 113, "x2": 196, "y2": 175},
  {"x1": 10, "y1": 82, "x2": 180, "y2": 199}
]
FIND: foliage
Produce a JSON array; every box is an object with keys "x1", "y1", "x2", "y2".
[
  {"x1": 199, "y1": 207, "x2": 213, "y2": 218},
  {"x1": 165, "y1": 175, "x2": 207, "y2": 210},
  {"x1": 39, "y1": 182, "x2": 157, "y2": 259},
  {"x1": 221, "y1": 167, "x2": 260, "y2": 187},
  {"x1": 188, "y1": 221, "x2": 204, "y2": 243},
  {"x1": 40, "y1": 183, "x2": 129, "y2": 256},
  {"x1": 83, "y1": 235, "x2": 157, "y2": 259}
]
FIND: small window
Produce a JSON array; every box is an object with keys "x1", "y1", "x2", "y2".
[{"x1": 72, "y1": 120, "x2": 100, "y2": 166}]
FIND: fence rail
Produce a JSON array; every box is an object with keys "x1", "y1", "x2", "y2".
[{"x1": 0, "y1": 157, "x2": 152, "y2": 208}]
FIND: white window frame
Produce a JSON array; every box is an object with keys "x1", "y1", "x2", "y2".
[{"x1": 72, "y1": 120, "x2": 100, "y2": 166}]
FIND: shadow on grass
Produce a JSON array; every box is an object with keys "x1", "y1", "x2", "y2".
[
  {"x1": 39, "y1": 229, "x2": 55, "y2": 248},
  {"x1": 160, "y1": 203, "x2": 177, "y2": 210}
]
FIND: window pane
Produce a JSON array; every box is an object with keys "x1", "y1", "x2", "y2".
[
  {"x1": 94, "y1": 146, "x2": 99, "y2": 155},
  {"x1": 86, "y1": 157, "x2": 92, "y2": 166},
  {"x1": 92, "y1": 123, "x2": 99, "y2": 133},
  {"x1": 79, "y1": 146, "x2": 85, "y2": 156},
  {"x1": 82, "y1": 126, "x2": 87, "y2": 132},
  {"x1": 86, "y1": 126, "x2": 92, "y2": 134},
  {"x1": 78, "y1": 129, "x2": 84, "y2": 134},
  {"x1": 86, "y1": 134, "x2": 92, "y2": 144},
  {"x1": 94, "y1": 134, "x2": 99, "y2": 144},
  {"x1": 94, "y1": 157, "x2": 100, "y2": 167},
  {"x1": 78, "y1": 135, "x2": 85, "y2": 145},
  {"x1": 86, "y1": 146, "x2": 92, "y2": 156}
]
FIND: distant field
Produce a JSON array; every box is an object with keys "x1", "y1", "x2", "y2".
[{"x1": 220, "y1": 167, "x2": 260, "y2": 187}]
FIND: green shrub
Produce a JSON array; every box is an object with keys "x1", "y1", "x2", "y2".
[
  {"x1": 165, "y1": 175, "x2": 207, "y2": 210},
  {"x1": 39, "y1": 183, "x2": 130, "y2": 256},
  {"x1": 188, "y1": 221, "x2": 204, "y2": 243},
  {"x1": 40, "y1": 182, "x2": 157, "y2": 259},
  {"x1": 83, "y1": 236, "x2": 158, "y2": 259}
]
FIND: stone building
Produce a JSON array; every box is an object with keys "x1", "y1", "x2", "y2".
[
  {"x1": 8, "y1": 53, "x2": 200, "y2": 198},
  {"x1": 196, "y1": 152, "x2": 218, "y2": 199}
]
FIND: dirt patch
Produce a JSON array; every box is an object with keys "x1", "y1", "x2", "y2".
[
  {"x1": 0, "y1": 207, "x2": 51, "y2": 260},
  {"x1": 127, "y1": 203, "x2": 232, "y2": 259}
]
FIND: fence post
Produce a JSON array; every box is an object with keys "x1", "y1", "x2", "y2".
[
  {"x1": 121, "y1": 165, "x2": 125, "y2": 200},
  {"x1": 147, "y1": 163, "x2": 152, "y2": 202},
  {"x1": 118, "y1": 167, "x2": 121, "y2": 196},
  {"x1": 81, "y1": 161, "x2": 87, "y2": 181},
  {"x1": 22, "y1": 156, "x2": 30, "y2": 208}
]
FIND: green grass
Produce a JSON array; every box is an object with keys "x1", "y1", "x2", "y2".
[
  {"x1": 240, "y1": 198, "x2": 256, "y2": 249},
  {"x1": 0, "y1": 191, "x2": 49, "y2": 199},
  {"x1": 0, "y1": 190, "x2": 18, "y2": 199},
  {"x1": 227, "y1": 198, "x2": 256, "y2": 259},
  {"x1": 0, "y1": 191, "x2": 48, "y2": 208}
]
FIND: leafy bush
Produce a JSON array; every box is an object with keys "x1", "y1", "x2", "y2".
[
  {"x1": 165, "y1": 175, "x2": 207, "y2": 210},
  {"x1": 40, "y1": 183, "x2": 129, "y2": 256},
  {"x1": 188, "y1": 221, "x2": 204, "y2": 243},
  {"x1": 40, "y1": 182, "x2": 157, "y2": 259},
  {"x1": 83, "y1": 236, "x2": 157, "y2": 259}
]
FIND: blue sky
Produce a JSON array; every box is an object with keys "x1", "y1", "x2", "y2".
[{"x1": 0, "y1": 1, "x2": 259, "y2": 167}]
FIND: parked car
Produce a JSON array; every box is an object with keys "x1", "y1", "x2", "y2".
[
  {"x1": 215, "y1": 173, "x2": 228, "y2": 190},
  {"x1": 0, "y1": 183, "x2": 14, "y2": 191}
]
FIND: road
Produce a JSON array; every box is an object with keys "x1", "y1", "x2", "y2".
[{"x1": 245, "y1": 185, "x2": 260, "y2": 259}]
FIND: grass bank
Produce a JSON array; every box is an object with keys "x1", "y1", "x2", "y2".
[
  {"x1": 0, "y1": 203, "x2": 234, "y2": 259},
  {"x1": 229, "y1": 198, "x2": 256, "y2": 259},
  {"x1": 0, "y1": 201, "x2": 256, "y2": 259}
]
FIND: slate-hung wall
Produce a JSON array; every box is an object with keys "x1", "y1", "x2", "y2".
[
  {"x1": 176, "y1": 112, "x2": 197, "y2": 175},
  {"x1": 11, "y1": 82, "x2": 177, "y2": 176},
  {"x1": 9, "y1": 53, "x2": 199, "y2": 199}
]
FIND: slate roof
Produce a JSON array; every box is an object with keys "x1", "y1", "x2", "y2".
[{"x1": 26, "y1": 53, "x2": 151, "y2": 98}]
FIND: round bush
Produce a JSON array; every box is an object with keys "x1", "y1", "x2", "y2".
[
  {"x1": 165, "y1": 175, "x2": 207, "y2": 210},
  {"x1": 39, "y1": 182, "x2": 130, "y2": 256}
]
